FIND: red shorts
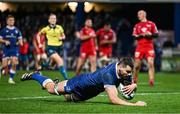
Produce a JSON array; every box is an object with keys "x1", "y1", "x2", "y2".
[
  {"x1": 33, "y1": 49, "x2": 45, "y2": 54},
  {"x1": 80, "y1": 48, "x2": 96, "y2": 59},
  {"x1": 99, "y1": 48, "x2": 112, "y2": 57},
  {"x1": 134, "y1": 46, "x2": 155, "y2": 60}
]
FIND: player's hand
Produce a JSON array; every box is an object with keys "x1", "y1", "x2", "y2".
[
  {"x1": 123, "y1": 83, "x2": 137, "y2": 95},
  {"x1": 38, "y1": 44, "x2": 42, "y2": 48},
  {"x1": 5, "y1": 40, "x2": 10, "y2": 45},
  {"x1": 90, "y1": 32, "x2": 96, "y2": 37},
  {"x1": 145, "y1": 31, "x2": 152, "y2": 36},
  {"x1": 135, "y1": 101, "x2": 147, "y2": 106}
]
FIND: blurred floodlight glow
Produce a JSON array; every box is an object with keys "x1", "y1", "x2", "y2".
[
  {"x1": 84, "y1": 2, "x2": 93, "y2": 13},
  {"x1": 68, "y1": 2, "x2": 78, "y2": 12},
  {"x1": 0, "y1": 2, "x2": 9, "y2": 12}
]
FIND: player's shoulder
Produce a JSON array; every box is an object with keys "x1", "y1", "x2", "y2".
[
  {"x1": 134, "y1": 22, "x2": 141, "y2": 27},
  {"x1": 42, "y1": 25, "x2": 49, "y2": 30},
  {"x1": 56, "y1": 25, "x2": 63, "y2": 29},
  {"x1": 109, "y1": 29, "x2": 115, "y2": 33},
  {"x1": 147, "y1": 20, "x2": 156, "y2": 25},
  {"x1": 14, "y1": 26, "x2": 21, "y2": 32}
]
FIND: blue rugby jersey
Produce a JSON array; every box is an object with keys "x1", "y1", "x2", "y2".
[
  {"x1": 0, "y1": 26, "x2": 22, "y2": 50},
  {"x1": 64, "y1": 62, "x2": 122, "y2": 100}
]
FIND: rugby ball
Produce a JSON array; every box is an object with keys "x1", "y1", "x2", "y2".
[{"x1": 118, "y1": 83, "x2": 134, "y2": 100}]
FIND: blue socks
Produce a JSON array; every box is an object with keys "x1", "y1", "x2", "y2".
[
  {"x1": 9, "y1": 69, "x2": 15, "y2": 79},
  {"x1": 59, "y1": 66, "x2": 68, "y2": 80},
  {"x1": 32, "y1": 73, "x2": 50, "y2": 87}
]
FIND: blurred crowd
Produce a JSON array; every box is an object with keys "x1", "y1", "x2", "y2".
[{"x1": 0, "y1": 6, "x2": 163, "y2": 71}]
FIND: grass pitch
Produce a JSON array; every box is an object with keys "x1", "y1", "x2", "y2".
[{"x1": 0, "y1": 70, "x2": 180, "y2": 113}]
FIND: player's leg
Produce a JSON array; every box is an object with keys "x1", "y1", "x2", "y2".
[
  {"x1": 46, "y1": 46, "x2": 68, "y2": 80},
  {"x1": 89, "y1": 55, "x2": 97, "y2": 72},
  {"x1": 146, "y1": 49, "x2": 155, "y2": 86},
  {"x1": 88, "y1": 50, "x2": 97, "y2": 72},
  {"x1": 75, "y1": 57, "x2": 86, "y2": 75},
  {"x1": 21, "y1": 72, "x2": 67, "y2": 95},
  {"x1": 8, "y1": 56, "x2": 18, "y2": 84},
  {"x1": 34, "y1": 54, "x2": 41, "y2": 71},
  {"x1": 1, "y1": 57, "x2": 9, "y2": 76},
  {"x1": 133, "y1": 59, "x2": 141, "y2": 83},
  {"x1": 147, "y1": 57, "x2": 155, "y2": 86},
  {"x1": 51, "y1": 53, "x2": 68, "y2": 80}
]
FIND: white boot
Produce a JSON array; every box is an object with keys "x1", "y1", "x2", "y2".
[{"x1": 8, "y1": 78, "x2": 16, "y2": 84}]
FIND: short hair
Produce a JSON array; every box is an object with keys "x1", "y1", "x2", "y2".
[
  {"x1": 118, "y1": 57, "x2": 134, "y2": 69},
  {"x1": 6, "y1": 15, "x2": 14, "y2": 20},
  {"x1": 49, "y1": 13, "x2": 56, "y2": 18}
]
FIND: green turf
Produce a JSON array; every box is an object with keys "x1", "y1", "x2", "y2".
[{"x1": 0, "y1": 71, "x2": 180, "y2": 113}]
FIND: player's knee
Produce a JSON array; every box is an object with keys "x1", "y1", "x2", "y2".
[{"x1": 148, "y1": 62, "x2": 154, "y2": 68}]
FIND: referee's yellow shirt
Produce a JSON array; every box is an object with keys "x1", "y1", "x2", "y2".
[{"x1": 40, "y1": 25, "x2": 64, "y2": 46}]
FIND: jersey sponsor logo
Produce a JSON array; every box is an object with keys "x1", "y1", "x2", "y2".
[
  {"x1": 141, "y1": 27, "x2": 147, "y2": 33},
  {"x1": 104, "y1": 35, "x2": 108, "y2": 39}
]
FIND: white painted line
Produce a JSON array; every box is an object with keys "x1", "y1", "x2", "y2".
[
  {"x1": 0, "y1": 92, "x2": 180, "y2": 101},
  {"x1": 99, "y1": 92, "x2": 180, "y2": 97},
  {"x1": 0, "y1": 96, "x2": 57, "y2": 101}
]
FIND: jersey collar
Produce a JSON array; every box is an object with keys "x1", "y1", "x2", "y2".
[
  {"x1": 115, "y1": 63, "x2": 121, "y2": 79},
  {"x1": 6, "y1": 26, "x2": 15, "y2": 30}
]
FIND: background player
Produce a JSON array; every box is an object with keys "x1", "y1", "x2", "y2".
[
  {"x1": 0, "y1": 15, "x2": 23, "y2": 84},
  {"x1": 21, "y1": 57, "x2": 146, "y2": 106},
  {"x1": 33, "y1": 28, "x2": 47, "y2": 71},
  {"x1": 36, "y1": 13, "x2": 68, "y2": 80},
  {"x1": 132, "y1": 10, "x2": 159, "y2": 86},
  {"x1": 96, "y1": 22, "x2": 116, "y2": 67},
  {"x1": 76, "y1": 19, "x2": 97, "y2": 75}
]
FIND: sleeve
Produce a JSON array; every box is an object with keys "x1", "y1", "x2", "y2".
[
  {"x1": 151, "y1": 22, "x2": 158, "y2": 34},
  {"x1": 17, "y1": 29, "x2": 22, "y2": 39},
  {"x1": 102, "y1": 73, "x2": 115, "y2": 88},
  {"x1": 132, "y1": 25, "x2": 138, "y2": 36},
  {"x1": 59, "y1": 26, "x2": 64, "y2": 34},
  {"x1": 39, "y1": 27, "x2": 47, "y2": 34}
]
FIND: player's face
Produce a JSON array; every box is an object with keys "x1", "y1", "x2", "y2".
[
  {"x1": 104, "y1": 25, "x2": 111, "y2": 32},
  {"x1": 118, "y1": 65, "x2": 132, "y2": 77},
  {"x1": 85, "y1": 19, "x2": 92, "y2": 27},
  {"x1": 137, "y1": 11, "x2": 146, "y2": 21},
  {"x1": 7, "y1": 17, "x2": 15, "y2": 26},
  {"x1": 48, "y1": 15, "x2": 57, "y2": 25}
]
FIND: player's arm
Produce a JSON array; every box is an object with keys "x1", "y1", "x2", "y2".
[
  {"x1": 33, "y1": 35, "x2": 40, "y2": 52},
  {"x1": 100, "y1": 31, "x2": 117, "y2": 45},
  {"x1": 0, "y1": 37, "x2": 10, "y2": 45},
  {"x1": 145, "y1": 23, "x2": 159, "y2": 39},
  {"x1": 0, "y1": 29, "x2": 10, "y2": 45},
  {"x1": 16, "y1": 29, "x2": 23, "y2": 46},
  {"x1": 59, "y1": 26, "x2": 65, "y2": 40},
  {"x1": 105, "y1": 86, "x2": 146, "y2": 106},
  {"x1": 80, "y1": 30, "x2": 96, "y2": 41},
  {"x1": 132, "y1": 25, "x2": 144, "y2": 40},
  {"x1": 37, "y1": 28, "x2": 46, "y2": 48}
]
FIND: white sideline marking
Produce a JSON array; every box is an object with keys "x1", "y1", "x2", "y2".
[
  {"x1": 0, "y1": 92, "x2": 180, "y2": 101},
  {"x1": 0, "y1": 96, "x2": 56, "y2": 101},
  {"x1": 99, "y1": 92, "x2": 180, "y2": 97}
]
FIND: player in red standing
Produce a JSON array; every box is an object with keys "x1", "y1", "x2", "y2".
[
  {"x1": 75, "y1": 19, "x2": 97, "y2": 75},
  {"x1": 33, "y1": 29, "x2": 47, "y2": 71},
  {"x1": 96, "y1": 23, "x2": 116, "y2": 67},
  {"x1": 132, "y1": 10, "x2": 159, "y2": 86}
]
